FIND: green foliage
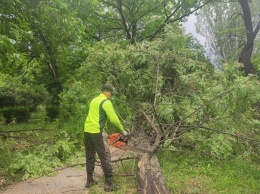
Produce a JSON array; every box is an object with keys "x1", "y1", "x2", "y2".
[
  {"x1": 0, "y1": 112, "x2": 84, "y2": 181},
  {"x1": 0, "y1": 0, "x2": 88, "y2": 121},
  {"x1": 252, "y1": 54, "x2": 260, "y2": 72},
  {"x1": 59, "y1": 81, "x2": 90, "y2": 120},
  {"x1": 58, "y1": 25, "x2": 260, "y2": 162},
  {"x1": 0, "y1": 106, "x2": 31, "y2": 124},
  {"x1": 45, "y1": 105, "x2": 60, "y2": 122},
  {"x1": 7, "y1": 135, "x2": 80, "y2": 180},
  {"x1": 0, "y1": 75, "x2": 47, "y2": 123},
  {"x1": 9, "y1": 151, "x2": 61, "y2": 180},
  {"x1": 15, "y1": 86, "x2": 47, "y2": 112},
  {"x1": 1, "y1": 107, "x2": 14, "y2": 124},
  {"x1": 174, "y1": 63, "x2": 260, "y2": 159},
  {"x1": 0, "y1": 140, "x2": 14, "y2": 173},
  {"x1": 198, "y1": 134, "x2": 235, "y2": 159},
  {"x1": 16, "y1": 106, "x2": 30, "y2": 123},
  {"x1": 0, "y1": 1, "x2": 259, "y2": 191},
  {"x1": 82, "y1": 0, "x2": 208, "y2": 42}
]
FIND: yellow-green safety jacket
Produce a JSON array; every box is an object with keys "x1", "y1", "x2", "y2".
[{"x1": 84, "y1": 94, "x2": 124, "y2": 133}]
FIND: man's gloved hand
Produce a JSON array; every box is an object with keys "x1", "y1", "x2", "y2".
[{"x1": 122, "y1": 130, "x2": 129, "y2": 137}]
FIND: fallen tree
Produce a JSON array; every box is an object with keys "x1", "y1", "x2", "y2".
[
  {"x1": 135, "y1": 111, "x2": 170, "y2": 194},
  {"x1": 121, "y1": 60, "x2": 172, "y2": 193}
]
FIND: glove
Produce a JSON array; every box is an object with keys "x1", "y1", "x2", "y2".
[{"x1": 122, "y1": 130, "x2": 129, "y2": 137}]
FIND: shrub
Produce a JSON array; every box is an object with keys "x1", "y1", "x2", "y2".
[
  {"x1": 45, "y1": 105, "x2": 60, "y2": 121},
  {"x1": 0, "y1": 91, "x2": 15, "y2": 108},
  {"x1": 0, "y1": 78, "x2": 47, "y2": 121},
  {"x1": 13, "y1": 106, "x2": 31, "y2": 123},
  {"x1": 0, "y1": 106, "x2": 31, "y2": 124},
  {"x1": 1, "y1": 107, "x2": 14, "y2": 124}
]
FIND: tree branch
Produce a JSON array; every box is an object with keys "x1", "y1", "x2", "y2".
[
  {"x1": 148, "y1": 0, "x2": 214, "y2": 41},
  {"x1": 173, "y1": 125, "x2": 260, "y2": 144},
  {"x1": 141, "y1": 110, "x2": 162, "y2": 152}
]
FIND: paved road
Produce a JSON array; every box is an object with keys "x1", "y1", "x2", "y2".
[{"x1": 0, "y1": 146, "x2": 127, "y2": 194}]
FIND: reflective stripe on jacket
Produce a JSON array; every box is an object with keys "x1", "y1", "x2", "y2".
[{"x1": 84, "y1": 94, "x2": 124, "y2": 133}]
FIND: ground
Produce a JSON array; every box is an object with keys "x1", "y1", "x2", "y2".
[{"x1": 0, "y1": 146, "x2": 131, "y2": 194}]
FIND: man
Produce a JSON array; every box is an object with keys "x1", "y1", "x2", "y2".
[{"x1": 84, "y1": 83, "x2": 128, "y2": 192}]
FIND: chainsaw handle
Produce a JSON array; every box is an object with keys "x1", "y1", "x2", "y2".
[{"x1": 122, "y1": 133, "x2": 132, "y2": 143}]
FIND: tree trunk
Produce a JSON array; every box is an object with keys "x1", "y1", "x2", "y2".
[
  {"x1": 237, "y1": 0, "x2": 260, "y2": 75},
  {"x1": 239, "y1": 44, "x2": 256, "y2": 75},
  {"x1": 133, "y1": 110, "x2": 171, "y2": 194},
  {"x1": 137, "y1": 153, "x2": 171, "y2": 194}
]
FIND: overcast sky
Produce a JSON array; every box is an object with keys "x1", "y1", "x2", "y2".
[
  {"x1": 182, "y1": 14, "x2": 206, "y2": 46},
  {"x1": 182, "y1": 15, "x2": 216, "y2": 64}
]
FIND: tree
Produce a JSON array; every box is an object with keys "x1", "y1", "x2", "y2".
[
  {"x1": 196, "y1": 1, "x2": 244, "y2": 65},
  {"x1": 238, "y1": 0, "x2": 260, "y2": 75},
  {"x1": 83, "y1": 0, "x2": 213, "y2": 43},
  {"x1": 196, "y1": 0, "x2": 260, "y2": 74},
  {"x1": 0, "y1": 0, "x2": 87, "y2": 119}
]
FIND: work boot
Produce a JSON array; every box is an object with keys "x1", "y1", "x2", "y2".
[
  {"x1": 85, "y1": 175, "x2": 97, "y2": 188},
  {"x1": 85, "y1": 180, "x2": 97, "y2": 188},
  {"x1": 104, "y1": 179, "x2": 118, "y2": 192}
]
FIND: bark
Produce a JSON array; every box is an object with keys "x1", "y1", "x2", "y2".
[
  {"x1": 137, "y1": 153, "x2": 171, "y2": 194},
  {"x1": 237, "y1": 0, "x2": 260, "y2": 75}
]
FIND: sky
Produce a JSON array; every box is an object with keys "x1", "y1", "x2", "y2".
[
  {"x1": 182, "y1": 15, "x2": 216, "y2": 64},
  {"x1": 182, "y1": 14, "x2": 206, "y2": 46}
]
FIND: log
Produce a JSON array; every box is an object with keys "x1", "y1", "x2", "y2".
[{"x1": 137, "y1": 153, "x2": 171, "y2": 194}]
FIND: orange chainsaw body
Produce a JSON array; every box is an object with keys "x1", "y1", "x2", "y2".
[{"x1": 108, "y1": 133, "x2": 126, "y2": 149}]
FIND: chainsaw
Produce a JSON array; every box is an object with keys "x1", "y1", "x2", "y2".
[{"x1": 107, "y1": 133, "x2": 153, "y2": 155}]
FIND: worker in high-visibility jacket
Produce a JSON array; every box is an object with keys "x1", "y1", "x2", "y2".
[{"x1": 84, "y1": 83, "x2": 128, "y2": 192}]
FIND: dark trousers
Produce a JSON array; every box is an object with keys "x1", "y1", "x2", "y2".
[{"x1": 84, "y1": 132, "x2": 112, "y2": 180}]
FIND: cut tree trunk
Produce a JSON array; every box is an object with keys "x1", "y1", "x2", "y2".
[{"x1": 137, "y1": 153, "x2": 171, "y2": 194}]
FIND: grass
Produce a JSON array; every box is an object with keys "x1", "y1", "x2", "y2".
[
  {"x1": 158, "y1": 150, "x2": 260, "y2": 194},
  {"x1": 87, "y1": 154, "x2": 138, "y2": 194}
]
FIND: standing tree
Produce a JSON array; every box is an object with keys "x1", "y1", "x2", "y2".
[
  {"x1": 0, "y1": 0, "x2": 87, "y2": 120},
  {"x1": 83, "y1": 0, "x2": 213, "y2": 44},
  {"x1": 238, "y1": 0, "x2": 260, "y2": 75},
  {"x1": 196, "y1": 1, "x2": 244, "y2": 65},
  {"x1": 196, "y1": 0, "x2": 260, "y2": 74}
]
